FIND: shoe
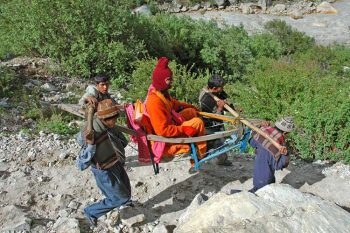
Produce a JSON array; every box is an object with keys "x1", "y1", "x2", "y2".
[
  {"x1": 119, "y1": 200, "x2": 134, "y2": 210},
  {"x1": 188, "y1": 166, "x2": 198, "y2": 174},
  {"x1": 84, "y1": 210, "x2": 97, "y2": 227},
  {"x1": 248, "y1": 187, "x2": 258, "y2": 193},
  {"x1": 217, "y1": 160, "x2": 233, "y2": 166}
]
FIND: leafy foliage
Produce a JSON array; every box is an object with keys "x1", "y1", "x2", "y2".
[
  {"x1": 234, "y1": 58, "x2": 350, "y2": 162},
  {"x1": 0, "y1": 67, "x2": 17, "y2": 97},
  {"x1": 264, "y1": 19, "x2": 315, "y2": 55}
]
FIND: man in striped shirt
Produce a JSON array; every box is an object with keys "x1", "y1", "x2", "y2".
[{"x1": 249, "y1": 117, "x2": 294, "y2": 193}]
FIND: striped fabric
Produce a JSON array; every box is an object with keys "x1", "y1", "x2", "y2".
[{"x1": 253, "y1": 126, "x2": 285, "y2": 161}]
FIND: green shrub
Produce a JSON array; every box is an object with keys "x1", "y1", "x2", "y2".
[
  {"x1": 0, "y1": 67, "x2": 17, "y2": 97},
  {"x1": 0, "y1": 0, "x2": 147, "y2": 83},
  {"x1": 234, "y1": 58, "x2": 350, "y2": 162},
  {"x1": 37, "y1": 113, "x2": 78, "y2": 135},
  {"x1": 264, "y1": 19, "x2": 315, "y2": 55},
  {"x1": 294, "y1": 45, "x2": 350, "y2": 78},
  {"x1": 250, "y1": 33, "x2": 283, "y2": 59}
]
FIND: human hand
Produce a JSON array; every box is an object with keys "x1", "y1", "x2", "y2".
[
  {"x1": 182, "y1": 126, "x2": 197, "y2": 137},
  {"x1": 217, "y1": 99, "x2": 226, "y2": 108},
  {"x1": 279, "y1": 146, "x2": 288, "y2": 155},
  {"x1": 85, "y1": 96, "x2": 98, "y2": 107},
  {"x1": 84, "y1": 129, "x2": 95, "y2": 144},
  {"x1": 260, "y1": 120, "x2": 271, "y2": 127}
]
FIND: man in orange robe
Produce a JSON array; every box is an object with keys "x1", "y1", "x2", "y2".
[{"x1": 145, "y1": 57, "x2": 207, "y2": 159}]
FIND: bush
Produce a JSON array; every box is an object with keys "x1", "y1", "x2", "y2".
[
  {"x1": 0, "y1": 0, "x2": 147, "y2": 82},
  {"x1": 37, "y1": 113, "x2": 78, "y2": 135},
  {"x1": 234, "y1": 58, "x2": 350, "y2": 162},
  {"x1": 0, "y1": 67, "x2": 17, "y2": 97},
  {"x1": 264, "y1": 19, "x2": 315, "y2": 55}
]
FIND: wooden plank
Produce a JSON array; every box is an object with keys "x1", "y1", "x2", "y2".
[
  {"x1": 198, "y1": 111, "x2": 263, "y2": 127},
  {"x1": 57, "y1": 103, "x2": 137, "y2": 136},
  {"x1": 58, "y1": 104, "x2": 85, "y2": 118},
  {"x1": 147, "y1": 129, "x2": 238, "y2": 143},
  {"x1": 202, "y1": 88, "x2": 283, "y2": 151}
]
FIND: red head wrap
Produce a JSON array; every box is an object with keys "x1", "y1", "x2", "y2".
[{"x1": 152, "y1": 57, "x2": 173, "y2": 91}]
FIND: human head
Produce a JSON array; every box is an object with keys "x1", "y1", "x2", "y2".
[
  {"x1": 97, "y1": 99, "x2": 120, "y2": 128},
  {"x1": 94, "y1": 75, "x2": 109, "y2": 94},
  {"x1": 208, "y1": 75, "x2": 225, "y2": 93},
  {"x1": 152, "y1": 57, "x2": 173, "y2": 91},
  {"x1": 275, "y1": 116, "x2": 294, "y2": 134}
]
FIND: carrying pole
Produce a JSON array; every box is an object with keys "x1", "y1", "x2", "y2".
[
  {"x1": 202, "y1": 88, "x2": 283, "y2": 151},
  {"x1": 86, "y1": 104, "x2": 95, "y2": 132}
]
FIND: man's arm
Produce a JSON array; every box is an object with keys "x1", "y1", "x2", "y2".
[{"x1": 146, "y1": 94, "x2": 184, "y2": 137}]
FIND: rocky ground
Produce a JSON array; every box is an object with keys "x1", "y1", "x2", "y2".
[{"x1": 1, "y1": 130, "x2": 350, "y2": 232}]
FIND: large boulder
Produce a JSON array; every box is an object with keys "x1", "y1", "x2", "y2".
[
  {"x1": 317, "y1": 1, "x2": 337, "y2": 14},
  {"x1": 175, "y1": 184, "x2": 350, "y2": 233}
]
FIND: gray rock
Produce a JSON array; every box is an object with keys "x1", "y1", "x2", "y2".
[
  {"x1": 290, "y1": 10, "x2": 304, "y2": 20},
  {"x1": 67, "y1": 200, "x2": 80, "y2": 210},
  {"x1": 241, "y1": 3, "x2": 253, "y2": 14},
  {"x1": 52, "y1": 217, "x2": 80, "y2": 233},
  {"x1": 317, "y1": 1, "x2": 337, "y2": 14},
  {"x1": 41, "y1": 83, "x2": 58, "y2": 92},
  {"x1": 0, "y1": 205, "x2": 32, "y2": 232},
  {"x1": 228, "y1": 0, "x2": 238, "y2": 5},
  {"x1": 152, "y1": 224, "x2": 168, "y2": 233},
  {"x1": 175, "y1": 184, "x2": 350, "y2": 233},
  {"x1": 191, "y1": 4, "x2": 201, "y2": 11},
  {"x1": 214, "y1": 0, "x2": 226, "y2": 7},
  {"x1": 272, "y1": 4, "x2": 286, "y2": 14},
  {"x1": 120, "y1": 206, "x2": 146, "y2": 227},
  {"x1": 54, "y1": 194, "x2": 74, "y2": 209},
  {"x1": 134, "y1": 5, "x2": 152, "y2": 16},
  {"x1": 178, "y1": 193, "x2": 208, "y2": 225},
  {"x1": 258, "y1": 0, "x2": 272, "y2": 10}
]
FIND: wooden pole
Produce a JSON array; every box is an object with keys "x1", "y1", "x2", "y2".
[
  {"x1": 202, "y1": 88, "x2": 283, "y2": 150},
  {"x1": 86, "y1": 104, "x2": 95, "y2": 132}
]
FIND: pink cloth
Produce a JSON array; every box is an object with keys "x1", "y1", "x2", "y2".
[{"x1": 125, "y1": 103, "x2": 151, "y2": 163}]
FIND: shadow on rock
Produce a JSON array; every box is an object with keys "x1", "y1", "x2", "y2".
[
  {"x1": 281, "y1": 160, "x2": 333, "y2": 189},
  {"x1": 137, "y1": 160, "x2": 252, "y2": 225}
]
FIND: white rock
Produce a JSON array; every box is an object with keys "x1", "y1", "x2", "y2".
[
  {"x1": 52, "y1": 217, "x2": 80, "y2": 233},
  {"x1": 317, "y1": 1, "x2": 337, "y2": 14},
  {"x1": 175, "y1": 184, "x2": 350, "y2": 233},
  {"x1": 0, "y1": 205, "x2": 32, "y2": 232},
  {"x1": 120, "y1": 207, "x2": 146, "y2": 227}
]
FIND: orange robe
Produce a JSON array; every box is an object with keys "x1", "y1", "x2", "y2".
[{"x1": 145, "y1": 91, "x2": 207, "y2": 159}]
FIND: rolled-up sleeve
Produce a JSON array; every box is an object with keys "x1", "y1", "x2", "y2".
[
  {"x1": 76, "y1": 132, "x2": 96, "y2": 171},
  {"x1": 274, "y1": 155, "x2": 289, "y2": 170}
]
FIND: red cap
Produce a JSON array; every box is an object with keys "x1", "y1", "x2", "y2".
[{"x1": 152, "y1": 57, "x2": 172, "y2": 91}]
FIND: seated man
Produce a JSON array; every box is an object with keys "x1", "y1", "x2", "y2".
[
  {"x1": 145, "y1": 57, "x2": 207, "y2": 161},
  {"x1": 199, "y1": 75, "x2": 232, "y2": 166},
  {"x1": 79, "y1": 75, "x2": 116, "y2": 108}
]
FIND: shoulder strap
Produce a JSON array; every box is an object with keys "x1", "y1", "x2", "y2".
[{"x1": 95, "y1": 131, "x2": 109, "y2": 144}]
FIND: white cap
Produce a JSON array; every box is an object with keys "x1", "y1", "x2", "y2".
[{"x1": 275, "y1": 116, "x2": 294, "y2": 132}]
